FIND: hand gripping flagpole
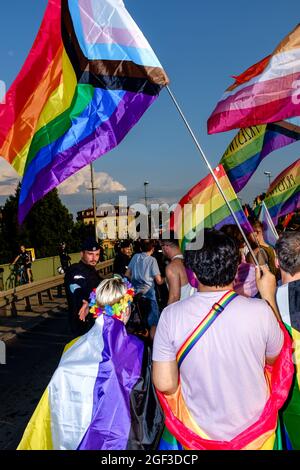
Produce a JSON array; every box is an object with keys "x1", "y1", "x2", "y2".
[{"x1": 166, "y1": 86, "x2": 259, "y2": 266}]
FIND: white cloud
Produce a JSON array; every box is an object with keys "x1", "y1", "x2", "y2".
[
  {"x1": 58, "y1": 166, "x2": 126, "y2": 195},
  {"x1": 0, "y1": 158, "x2": 20, "y2": 196}
]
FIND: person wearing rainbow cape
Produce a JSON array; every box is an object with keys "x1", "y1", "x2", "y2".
[
  {"x1": 18, "y1": 278, "x2": 163, "y2": 450},
  {"x1": 153, "y1": 229, "x2": 294, "y2": 450}
]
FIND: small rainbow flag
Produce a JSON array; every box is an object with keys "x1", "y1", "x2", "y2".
[
  {"x1": 208, "y1": 25, "x2": 300, "y2": 134},
  {"x1": 172, "y1": 165, "x2": 253, "y2": 251},
  {"x1": 263, "y1": 159, "x2": 300, "y2": 226},
  {"x1": 219, "y1": 118, "x2": 300, "y2": 193},
  {"x1": 0, "y1": 0, "x2": 169, "y2": 224}
]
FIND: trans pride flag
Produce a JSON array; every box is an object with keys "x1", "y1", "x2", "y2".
[
  {"x1": 0, "y1": 0, "x2": 169, "y2": 224},
  {"x1": 172, "y1": 165, "x2": 253, "y2": 252},
  {"x1": 208, "y1": 25, "x2": 300, "y2": 134},
  {"x1": 17, "y1": 315, "x2": 163, "y2": 450},
  {"x1": 264, "y1": 159, "x2": 300, "y2": 226},
  {"x1": 219, "y1": 117, "x2": 300, "y2": 193}
]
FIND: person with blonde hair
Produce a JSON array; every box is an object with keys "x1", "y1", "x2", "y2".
[{"x1": 18, "y1": 278, "x2": 163, "y2": 450}]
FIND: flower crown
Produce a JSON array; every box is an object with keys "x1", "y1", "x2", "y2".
[{"x1": 89, "y1": 279, "x2": 135, "y2": 321}]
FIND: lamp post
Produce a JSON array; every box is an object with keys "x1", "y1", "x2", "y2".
[
  {"x1": 144, "y1": 181, "x2": 149, "y2": 210},
  {"x1": 264, "y1": 171, "x2": 272, "y2": 190},
  {"x1": 90, "y1": 163, "x2": 98, "y2": 240}
]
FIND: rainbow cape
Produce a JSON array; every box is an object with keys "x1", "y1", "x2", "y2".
[
  {"x1": 157, "y1": 323, "x2": 293, "y2": 450},
  {"x1": 0, "y1": 0, "x2": 169, "y2": 224},
  {"x1": 263, "y1": 159, "x2": 300, "y2": 226},
  {"x1": 219, "y1": 118, "x2": 300, "y2": 193},
  {"x1": 277, "y1": 280, "x2": 300, "y2": 450},
  {"x1": 172, "y1": 165, "x2": 253, "y2": 251},
  {"x1": 17, "y1": 315, "x2": 163, "y2": 450},
  {"x1": 208, "y1": 25, "x2": 300, "y2": 134}
]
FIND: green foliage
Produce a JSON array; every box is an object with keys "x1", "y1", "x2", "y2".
[{"x1": 0, "y1": 185, "x2": 90, "y2": 263}]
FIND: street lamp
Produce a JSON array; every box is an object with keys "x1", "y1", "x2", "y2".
[
  {"x1": 264, "y1": 171, "x2": 272, "y2": 189},
  {"x1": 144, "y1": 181, "x2": 149, "y2": 210}
]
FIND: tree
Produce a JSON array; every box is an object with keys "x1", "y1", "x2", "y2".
[{"x1": 0, "y1": 185, "x2": 74, "y2": 263}]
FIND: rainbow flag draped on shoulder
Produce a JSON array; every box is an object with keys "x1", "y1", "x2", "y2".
[
  {"x1": 219, "y1": 118, "x2": 300, "y2": 193},
  {"x1": 172, "y1": 165, "x2": 253, "y2": 252},
  {"x1": 17, "y1": 315, "x2": 163, "y2": 450},
  {"x1": 263, "y1": 159, "x2": 300, "y2": 226},
  {"x1": 277, "y1": 280, "x2": 300, "y2": 450},
  {"x1": 157, "y1": 323, "x2": 293, "y2": 450},
  {"x1": 0, "y1": 0, "x2": 169, "y2": 224},
  {"x1": 208, "y1": 25, "x2": 300, "y2": 134}
]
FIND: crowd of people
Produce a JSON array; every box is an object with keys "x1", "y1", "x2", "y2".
[{"x1": 18, "y1": 224, "x2": 300, "y2": 450}]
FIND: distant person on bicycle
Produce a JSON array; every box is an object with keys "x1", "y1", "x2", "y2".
[{"x1": 12, "y1": 245, "x2": 33, "y2": 283}]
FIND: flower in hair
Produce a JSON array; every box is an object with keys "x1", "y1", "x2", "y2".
[{"x1": 89, "y1": 279, "x2": 135, "y2": 321}]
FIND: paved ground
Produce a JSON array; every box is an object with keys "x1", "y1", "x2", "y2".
[{"x1": 0, "y1": 292, "x2": 72, "y2": 450}]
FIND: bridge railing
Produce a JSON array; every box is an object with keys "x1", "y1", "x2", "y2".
[{"x1": 0, "y1": 260, "x2": 114, "y2": 317}]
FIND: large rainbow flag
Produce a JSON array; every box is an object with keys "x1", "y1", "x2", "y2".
[
  {"x1": 207, "y1": 25, "x2": 300, "y2": 134},
  {"x1": 219, "y1": 117, "x2": 300, "y2": 193},
  {"x1": 0, "y1": 0, "x2": 169, "y2": 224},
  {"x1": 157, "y1": 323, "x2": 294, "y2": 450},
  {"x1": 172, "y1": 165, "x2": 253, "y2": 251},
  {"x1": 17, "y1": 315, "x2": 163, "y2": 450},
  {"x1": 263, "y1": 159, "x2": 300, "y2": 225}
]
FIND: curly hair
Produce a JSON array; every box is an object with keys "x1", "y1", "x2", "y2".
[{"x1": 184, "y1": 229, "x2": 239, "y2": 287}]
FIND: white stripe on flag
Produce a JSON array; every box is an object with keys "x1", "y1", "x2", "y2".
[{"x1": 49, "y1": 315, "x2": 105, "y2": 450}]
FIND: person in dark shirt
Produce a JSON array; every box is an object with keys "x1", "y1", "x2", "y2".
[
  {"x1": 12, "y1": 245, "x2": 33, "y2": 283},
  {"x1": 113, "y1": 240, "x2": 132, "y2": 277},
  {"x1": 64, "y1": 238, "x2": 103, "y2": 336},
  {"x1": 58, "y1": 242, "x2": 71, "y2": 273}
]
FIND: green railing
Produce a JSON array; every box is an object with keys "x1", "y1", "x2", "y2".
[{"x1": 0, "y1": 250, "x2": 115, "y2": 291}]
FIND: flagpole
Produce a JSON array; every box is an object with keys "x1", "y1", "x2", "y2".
[{"x1": 166, "y1": 86, "x2": 259, "y2": 266}]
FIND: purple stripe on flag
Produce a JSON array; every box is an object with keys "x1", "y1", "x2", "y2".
[
  {"x1": 215, "y1": 210, "x2": 253, "y2": 234},
  {"x1": 268, "y1": 194, "x2": 300, "y2": 226},
  {"x1": 18, "y1": 91, "x2": 156, "y2": 223},
  {"x1": 78, "y1": 316, "x2": 144, "y2": 450}
]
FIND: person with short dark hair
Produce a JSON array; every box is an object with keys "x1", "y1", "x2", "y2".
[
  {"x1": 152, "y1": 229, "x2": 292, "y2": 449},
  {"x1": 12, "y1": 245, "x2": 33, "y2": 283},
  {"x1": 220, "y1": 224, "x2": 258, "y2": 298},
  {"x1": 113, "y1": 240, "x2": 132, "y2": 277},
  {"x1": 58, "y1": 242, "x2": 71, "y2": 273},
  {"x1": 160, "y1": 237, "x2": 196, "y2": 304},
  {"x1": 125, "y1": 239, "x2": 164, "y2": 339},
  {"x1": 64, "y1": 237, "x2": 103, "y2": 336}
]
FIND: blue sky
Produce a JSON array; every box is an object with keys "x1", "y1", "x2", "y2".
[{"x1": 0, "y1": 0, "x2": 299, "y2": 216}]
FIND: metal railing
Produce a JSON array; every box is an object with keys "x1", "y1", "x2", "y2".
[{"x1": 0, "y1": 260, "x2": 114, "y2": 317}]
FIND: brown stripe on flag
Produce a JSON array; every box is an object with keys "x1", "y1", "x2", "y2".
[{"x1": 61, "y1": 0, "x2": 169, "y2": 89}]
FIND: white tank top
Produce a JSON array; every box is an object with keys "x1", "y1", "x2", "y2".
[{"x1": 171, "y1": 254, "x2": 196, "y2": 300}]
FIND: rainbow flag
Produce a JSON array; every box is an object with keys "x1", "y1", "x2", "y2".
[
  {"x1": 17, "y1": 315, "x2": 163, "y2": 450},
  {"x1": 220, "y1": 118, "x2": 300, "y2": 193},
  {"x1": 172, "y1": 165, "x2": 253, "y2": 251},
  {"x1": 0, "y1": 0, "x2": 169, "y2": 224},
  {"x1": 277, "y1": 280, "x2": 300, "y2": 450},
  {"x1": 157, "y1": 323, "x2": 294, "y2": 450},
  {"x1": 208, "y1": 25, "x2": 300, "y2": 134},
  {"x1": 263, "y1": 159, "x2": 300, "y2": 225}
]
